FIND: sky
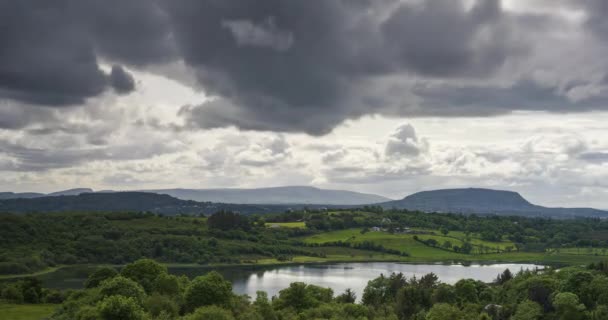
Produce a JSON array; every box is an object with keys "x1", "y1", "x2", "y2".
[{"x1": 2, "y1": 0, "x2": 608, "y2": 208}]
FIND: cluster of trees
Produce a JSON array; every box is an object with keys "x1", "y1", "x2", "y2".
[
  {"x1": 274, "y1": 209, "x2": 608, "y2": 254},
  {"x1": 3, "y1": 207, "x2": 608, "y2": 276},
  {"x1": 302, "y1": 240, "x2": 409, "y2": 257},
  {"x1": 6, "y1": 258, "x2": 608, "y2": 319},
  {"x1": 0, "y1": 212, "x2": 321, "y2": 275},
  {"x1": 1, "y1": 277, "x2": 64, "y2": 304}
]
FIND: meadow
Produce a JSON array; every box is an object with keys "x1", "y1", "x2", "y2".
[
  {"x1": 301, "y1": 227, "x2": 608, "y2": 266},
  {"x1": 0, "y1": 303, "x2": 56, "y2": 320}
]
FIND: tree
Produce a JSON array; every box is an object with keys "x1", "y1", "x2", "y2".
[
  {"x1": 336, "y1": 288, "x2": 357, "y2": 304},
  {"x1": 185, "y1": 271, "x2": 233, "y2": 312},
  {"x1": 97, "y1": 296, "x2": 145, "y2": 320},
  {"x1": 187, "y1": 306, "x2": 234, "y2": 320},
  {"x1": 590, "y1": 305, "x2": 608, "y2": 320},
  {"x1": 440, "y1": 227, "x2": 449, "y2": 236},
  {"x1": 396, "y1": 286, "x2": 428, "y2": 319},
  {"x1": 146, "y1": 293, "x2": 179, "y2": 318},
  {"x1": 454, "y1": 279, "x2": 478, "y2": 304},
  {"x1": 253, "y1": 291, "x2": 277, "y2": 320},
  {"x1": 275, "y1": 282, "x2": 319, "y2": 311},
  {"x1": 512, "y1": 300, "x2": 542, "y2": 320},
  {"x1": 553, "y1": 292, "x2": 586, "y2": 320},
  {"x1": 153, "y1": 273, "x2": 182, "y2": 296},
  {"x1": 99, "y1": 276, "x2": 146, "y2": 305},
  {"x1": 207, "y1": 211, "x2": 251, "y2": 231},
  {"x1": 442, "y1": 241, "x2": 453, "y2": 250},
  {"x1": 495, "y1": 268, "x2": 513, "y2": 285},
  {"x1": 431, "y1": 284, "x2": 456, "y2": 304},
  {"x1": 362, "y1": 274, "x2": 391, "y2": 307},
  {"x1": 85, "y1": 267, "x2": 118, "y2": 288},
  {"x1": 121, "y1": 259, "x2": 167, "y2": 293},
  {"x1": 426, "y1": 239, "x2": 438, "y2": 247},
  {"x1": 461, "y1": 242, "x2": 473, "y2": 254},
  {"x1": 425, "y1": 303, "x2": 464, "y2": 320}
]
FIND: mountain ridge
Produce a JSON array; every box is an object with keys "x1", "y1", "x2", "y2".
[
  {"x1": 379, "y1": 188, "x2": 608, "y2": 218},
  {"x1": 0, "y1": 192, "x2": 313, "y2": 215},
  {"x1": 0, "y1": 186, "x2": 390, "y2": 205},
  {"x1": 141, "y1": 186, "x2": 390, "y2": 205}
]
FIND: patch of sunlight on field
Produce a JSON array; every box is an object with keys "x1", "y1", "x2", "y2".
[
  {"x1": 265, "y1": 222, "x2": 306, "y2": 228},
  {"x1": 0, "y1": 303, "x2": 56, "y2": 320}
]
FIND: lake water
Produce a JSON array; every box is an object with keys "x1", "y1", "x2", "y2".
[
  {"x1": 173, "y1": 262, "x2": 541, "y2": 299},
  {"x1": 31, "y1": 262, "x2": 541, "y2": 299}
]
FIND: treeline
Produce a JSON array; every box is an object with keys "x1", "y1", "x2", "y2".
[
  {"x1": 0, "y1": 212, "x2": 320, "y2": 275},
  {"x1": 4, "y1": 258, "x2": 608, "y2": 319},
  {"x1": 301, "y1": 240, "x2": 409, "y2": 257},
  {"x1": 275, "y1": 209, "x2": 608, "y2": 253}
]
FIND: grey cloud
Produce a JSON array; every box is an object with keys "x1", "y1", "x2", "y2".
[
  {"x1": 2, "y1": 0, "x2": 608, "y2": 135},
  {"x1": 0, "y1": 0, "x2": 171, "y2": 108},
  {"x1": 221, "y1": 18, "x2": 294, "y2": 52},
  {"x1": 381, "y1": 0, "x2": 512, "y2": 76},
  {"x1": 579, "y1": 152, "x2": 608, "y2": 163},
  {"x1": 164, "y1": 0, "x2": 529, "y2": 134},
  {"x1": 583, "y1": 0, "x2": 608, "y2": 36},
  {"x1": 385, "y1": 123, "x2": 427, "y2": 157},
  {"x1": 411, "y1": 79, "x2": 608, "y2": 117},
  {"x1": 109, "y1": 66, "x2": 136, "y2": 94},
  {"x1": 0, "y1": 139, "x2": 180, "y2": 172}
]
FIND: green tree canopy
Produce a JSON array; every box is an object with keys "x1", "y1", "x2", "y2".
[
  {"x1": 121, "y1": 259, "x2": 168, "y2": 293},
  {"x1": 184, "y1": 271, "x2": 233, "y2": 312}
]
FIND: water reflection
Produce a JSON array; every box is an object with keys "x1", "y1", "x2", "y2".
[
  {"x1": 30, "y1": 262, "x2": 541, "y2": 301},
  {"x1": 172, "y1": 262, "x2": 541, "y2": 300}
]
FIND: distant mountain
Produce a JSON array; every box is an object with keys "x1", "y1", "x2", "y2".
[
  {"x1": 380, "y1": 188, "x2": 608, "y2": 218},
  {"x1": 0, "y1": 188, "x2": 93, "y2": 199},
  {"x1": 48, "y1": 188, "x2": 94, "y2": 196},
  {"x1": 142, "y1": 186, "x2": 391, "y2": 205},
  {"x1": 0, "y1": 192, "x2": 324, "y2": 215},
  {"x1": 0, "y1": 186, "x2": 389, "y2": 205},
  {"x1": 0, "y1": 192, "x2": 45, "y2": 200}
]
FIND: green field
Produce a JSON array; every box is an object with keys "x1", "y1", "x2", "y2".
[
  {"x1": 549, "y1": 247, "x2": 608, "y2": 255},
  {"x1": 265, "y1": 221, "x2": 306, "y2": 228},
  {"x1": 0, "y1": 303, "x2": 56, "y2": 320},
  {"x1": 301, "y1": 228, "x2": 608, "y2": 266}
]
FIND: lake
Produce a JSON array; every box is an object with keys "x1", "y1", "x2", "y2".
[{"x1": 35, "y1": 262, "x2": 541, "y2": 299}]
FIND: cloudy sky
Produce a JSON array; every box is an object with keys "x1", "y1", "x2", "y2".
[{"x1": 2, "y1": 0, "x2": 608, "y2": 208}]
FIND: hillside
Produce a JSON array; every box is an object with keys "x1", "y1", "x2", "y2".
[
  {"x1": 0, "y1": 188, "x2": 92, "y2": 199},
  {"x1": 0, "y1": 192, "x2": 294, "y2": 215},
  {"x1": 0, "y1": 186, "x2": 389, "y2": 205},
  {"x1": 380, "y1": 188, "x2": 608, "y2": 218},
  {"x1": 0, "y1": 192, "x2": 44, "y2": 200},
  {"x1": 140, "y1": 186, "x2": 390, "y2": 205}
]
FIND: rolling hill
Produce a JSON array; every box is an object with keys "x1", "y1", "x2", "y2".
[
  {"x1": 0, "y1": 192, "x2": 299, "y2": 215},
  {"x1": 0, "y1": 186, "x2": 390, "y2": 205},
  {"x1": 142, "y1": 186, "x2": 390, "y2": 205},
  {"x1": 380, "y1": 188, "x2": 608, "y2": 218}
]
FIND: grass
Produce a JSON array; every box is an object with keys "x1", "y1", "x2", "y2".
[
  {"x1": 548, "y1": 247, "x2": 608, "y2": 256},
  {"x1": 0, "y1": 303, "x2": 56, "y2": 320},
  {"x1": 0, "y1": 266, "x2": 62, "y2": 280},
  {"x1": 265, "y1": 221, "x2": 306, "y2": 228},
  {"x1": 301, "y1": 228, "x2": 608, "y2": 266},
  {"x1": 303, "y1": 228, "x2": 463, "y2": 259}
]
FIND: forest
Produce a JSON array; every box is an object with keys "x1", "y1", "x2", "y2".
[
  {"x1": 3, "y1": 258, "x2": 608, "y2": 319},
  {"x1": 2, "y1": 208, "x2": 608, "y2": 276}
]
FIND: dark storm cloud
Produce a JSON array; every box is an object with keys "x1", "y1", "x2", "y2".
[
  {"x1": 583, "y1": 0, "x2": 608, "y2": 36},
  {"x1": 0, "y1": 0, "x2": 167, "y2": 108},
  {"x1": 412, "y1": 79, "x2": 608, "y2": 117},
  {"x1": 381, "y1": 0, "x2": 511, "y2": 76},
  {"x1": 1, "y1": 0, "x2": 607, "y2": 135},
  {"x1": 165, "y1": 0, "x2": 527, "y2": 134},
  {"x1": 109, "y1": 66, "x2": 136, "y2": 94}
]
